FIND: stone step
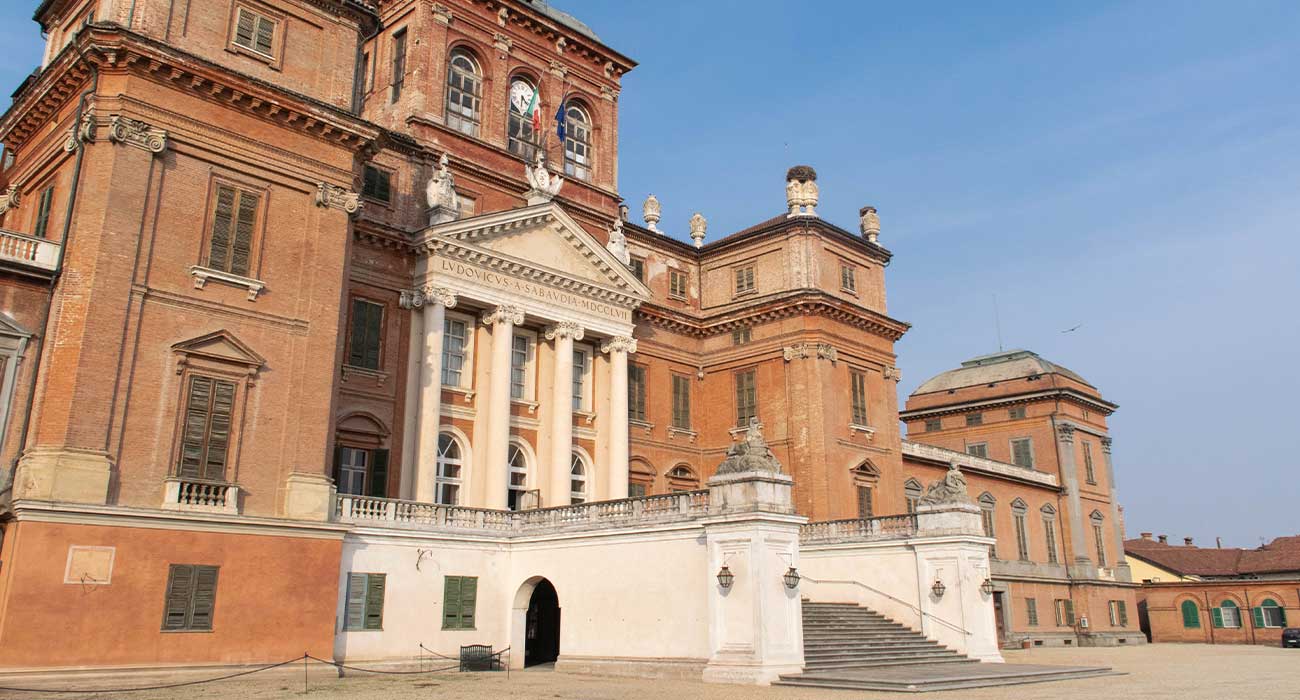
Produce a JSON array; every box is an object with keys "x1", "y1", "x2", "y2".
[
  {"x1": 805, "y1": 651, "x2": 965, "y2": 665},
  {"x1": 803, "y1": 657, "x2": 978, "y2": 671},
  {"x1": 805, "y1": 643, "x2": 944, "y2": 654},
  {"x1": 775, "y1": 666, "x2": 1118, "y2": 693}
]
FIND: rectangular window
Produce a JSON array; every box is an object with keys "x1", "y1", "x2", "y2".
[
  {"x1": 1054, "y1": 599, "x2": 1075, "y2": 626},
  {"x1": 1011, "y1": 438, "x2": 1034, "y2": 468},
  {"x1": 628, "y1": 482, "x2": 648, "y2": 498},
  {"x1": 1260, "y1": 604, "x2": 1286, "y2": 628},
  {"x1": 441, "y1": 317, "x2": 468, "y2": 386},
  {"x1": 671, "y1": 373, "x2": 691, "y2": 430},
  {"x1": 572, "y1": 349, "x2": 589, "y2": 410},
  {"x1": 1008, "y1": 405, "x2": 1026, "y2": 420},
  {"x1": 360, "y1": 52, "x2": 371, "y2": 93},
  {"x1": 33, "y1": 185, "x2": 54, "y2": 238},
  {"x1": 1093, "y1": 523, "x2": 1107, "y2": 567},
  {"x1": 628, "y1": 364, "x2": 647, "y2": 422},
  {"x1": 966, "y1": 442, "x2": 988, "y2": 459},
  {"x1": 207, "y1": 184, "x2": 258, "y2": 276},
  {"x1": 347, "y1": 299, "x2": 384, "y2": 370},
  {"x1": 442, "y1": 575, "x2": 478, "y2": 630},
  {"x1": 630, "y1": 256, "x2": 645, "y2": 281},
  {"x1": 965, "y1": 412, "x2": 983, "y2": 427},
  {"x1": 362, "y1": 165, "x2": 392, "y2": 203},
  {"x1": 1218, "y1": 604, "x2": 1242, "y2": 628},
  {"x1": 731, "y1": 327, "x2": 751, "y2": 345},
  {"x1": 334, "y1": 446, "x2": 388, "y2": 498},
  {"x1": 509, "y1": 334, "x2": 531, "y2": 400},
  {"x1": 1014, "y1": 513, "x2": 1030, "y2": 561},
  {"x1": 668, "y1": 269, "x2": 688, "y2": 299},
  {"x1": 850, "y1": 370, "x2": 869, "y2": 426},
  {"x1": 1044, "y1": 518, "x2": 1059, "y2": 564},
  {"x1": 178, "y1": 375, "x2": 236, "y2": 482},
  {"x1": 734, "y1": 369, "x2": 757, "y2": 427},
  {"x1": 344, "y1": 573, "x2": 386, "y2": 631},
  {"x1": 1109, "y1": 600, "x2": 1129, "y2": 627},
  {"x1": 390, "y1": 29, "x2": 407, "y2": 102},
  {"x1": 1025, "y1": 598, "x2": 1039, "y2": 627},
  {"x1": 840, "y1": 263, "x2": 857, "y2": 292},
  {"x1": 733, "y1": 265, "x2": 756, "y2": 295},
  {"x1": 162, "y1": 564, "x2": 219, "y2": 631},
  {"x1": 232, "y1": 7, "x2": 276, "y2": 57},
  {"x1": 925, "y1": 417, "x2": 941, "y2": 432},
  {"x1": 1083, "y1": 441, "x2": 1096, "y2": 484},
  {"x1": 856, "y1": 485, "x2": 873, "y2": 519},
  {"x1": 980, "y1": 506, "x2": 995, "y2": 539}
]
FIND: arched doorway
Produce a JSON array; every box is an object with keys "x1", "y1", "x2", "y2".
[{"x1": 521, "y1": 578, "x2": 560, "y2": 667}]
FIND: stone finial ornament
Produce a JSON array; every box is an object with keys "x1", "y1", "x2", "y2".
[
  {"x1": 860, "y1": 205, "x2": 880, "y2": 243},
  {"x1": 919, "y1": 462, "x2": 971, "y2": 506},
  {"x1": 689, "y1": 212, "x2": 707, "y2": 248},
  {"x1": 785, "y1": 165, "x2": 818, "y2": 218},
  {"x1": 642, "y1": 194, "x2": 662, "y2": 232},
  {"x1": 525, "y1": 150, "x2": 564, "y2": 204},
  {"x1": 427, "y1": 152, "x2": 462, "y2": 224},
  {"x1": 606, "y1": 217, "x2": 631, "y2": 266},
  {"x1": 716, "y1": 418, "x2": 783, "y2": 475}
]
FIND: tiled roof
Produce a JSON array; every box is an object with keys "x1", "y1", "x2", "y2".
[
  {"x1": 912, "y1": 349, "x2": 1094, "y2": 395},
  {"x1": 1125, "y1": 536, "x2": 1300, "y2": 577}
]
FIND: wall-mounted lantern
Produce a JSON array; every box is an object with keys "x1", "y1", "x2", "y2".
[
  {"x1": 783, "y1": 566, "x2": 801, "y2": 589},
  {"x1": 980, "y1": 578, "x2": 995, "y2": 596},
  {"x1": 931, "y1": 578, "x2": 947, "y2": 599},
  {"x1": 716, "y1": 565, "x2": 735, "y2": 590}
]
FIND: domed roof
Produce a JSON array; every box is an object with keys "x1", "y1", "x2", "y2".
[{"x1": 911, "y1": 349, "x2": 1093, "y2": 395}]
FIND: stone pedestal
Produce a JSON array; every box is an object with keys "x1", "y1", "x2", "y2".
[
  {"x1": 282, "y1": 472, "x2": 335, "y2": 521},
  {"x1": 13, "y1": 447, "x2": 112, "y2": 504},
  {"x1": 914, "y1": 503, "x2": 1003, "y2": 663}
]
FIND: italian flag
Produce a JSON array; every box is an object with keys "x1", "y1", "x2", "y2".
[{"x1": 525, "y1": 89, "x2": 542, "y2": 132}]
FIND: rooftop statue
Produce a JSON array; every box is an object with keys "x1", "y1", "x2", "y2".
[
  {"x1": 525, "y1": 150, "x2": 564, "y2": 203},
  {"x1": 607, "y1": 217, "x2": 631, "y2": 266},
  {"x1": 919, "y1": 462, "x2": 971, "y2": 506},
  {"x1": 426, "y1": 152, "x2": 462, "y2": 223},
  {"x1": 716, "y1": 418, "x2": 783, "y2": 475}
]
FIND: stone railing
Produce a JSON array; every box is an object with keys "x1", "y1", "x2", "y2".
[
  {"x1": 335, "y1": 490, "x2": 711, "y2": 535},
  {"x1": 901, "y1": 440, "x2": 1059, "y2": 487},
  {"x1": 162, "y1": 477, "x2": 239, "y2": 514},
  {"x1": 0, "y1": 228, "x2": 59, "y2": 273},
  {"x1": 800, "y1": 513, "x2": 918, "y2": 544}
]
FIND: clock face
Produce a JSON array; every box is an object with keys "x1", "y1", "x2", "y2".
[{"x1": 510, "y1": 79, "x2": 535, "y2": 114}]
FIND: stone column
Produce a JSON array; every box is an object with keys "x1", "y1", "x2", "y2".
[
  {"x1": 482, "y1": 305, "x2": 524, "y2": 509},
  {"x1": 398, "y1": 290, "x2": 426, "y2": 500},
  {"x1": 600, "y1": 335, "x2": 636, "y2": 500},
  {"x1": 1101, "y1": 437, "x2": 1131, "y2": 579},
  {"x1": 545, "y1": 322, "x2": 583, "y2": 507},
  {"x1": 1055, "y1": 423, "x2": 1092, "y2": 576},
  {"x1": 414, "y1": 287, "x2": 456, "y2": 503}
]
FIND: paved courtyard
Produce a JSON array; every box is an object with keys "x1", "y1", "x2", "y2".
[{"x1": 2, "y1": 644, "x2": 1296, "y2": 699}]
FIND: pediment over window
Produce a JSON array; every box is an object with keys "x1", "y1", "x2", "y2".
[
  {"x1": 0, "y1": 312, "x2": 32, "y2": 339},
  {"x1": 851, "y1": 459, "x2": 881, "y2": 479},
  {"x1": 172, "y1": 330, "x2": 266, "y2": 373}
]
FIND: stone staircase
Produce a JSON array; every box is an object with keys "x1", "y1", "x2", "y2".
[{"x1": 776, "y1": 601, "x2": 1116, "y2": 692}]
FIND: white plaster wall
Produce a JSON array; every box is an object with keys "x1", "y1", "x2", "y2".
[{"x1": 799, "y1": 542, "x2": 925, "y2": 632}]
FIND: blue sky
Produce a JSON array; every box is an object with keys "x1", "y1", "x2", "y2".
[{"x1": 3, "y1": 1, "x2": 1297, "y2": 547}]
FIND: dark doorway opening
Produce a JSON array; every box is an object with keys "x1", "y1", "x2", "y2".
[
  {"x1": 993, "y1": 592, "x2": 1007, "y2": 646},
  {"x1": 525, "y1": 578, "x2": 560, "y2": 667}
]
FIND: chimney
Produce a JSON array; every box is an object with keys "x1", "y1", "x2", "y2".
[
  {"x1": 784, "y1": 165, "x2": 819, "y2": 218},
  {"x1": 1158, "y1": 535, "x2": 1168, "y2": 544},
  {"x1": 1140, "y1": 532, "x2": 1152, "y2": 541},
  {"x1": 1184, "y1": 537, "x2": 1194, "y2": 547}
]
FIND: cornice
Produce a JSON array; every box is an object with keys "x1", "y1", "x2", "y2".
[
  {"x1": 899, "y1": 388, "x2": 1118, "y2": 420},
  {"x1": 486, "y1": 0, "x2": 637, "y2": 75},
  {"x1": 635, "y1": 291, "x2": 911, "y2": 342}
]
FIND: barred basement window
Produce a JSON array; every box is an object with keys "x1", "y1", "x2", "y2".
[
  {"x1": 925, "y1": 418, "x2": 941, "y2": 432},
  {"x1": 734, "y1": 369, "x2": 757, "y2": 427},
  {"x1": 443, "y1": 576, "x2": 478, "y2": 630},
  {"x1": 628, "y1": 364, "x2": 647, "y2": 422},
  {"x1": 671, "y1": 373, "x2": 691, "y2": 430},
  {"x1": 1054, "y1": 598, "x2": 1075, "y2": 626},
  {"x1": 731, "y1": 327, "x2": 752, "y2": 346},
  {"x1": 162, "y1": 564, "x2": 219, "y2": 631},
  {"x1": 1010, "y1": 437, "x2": 1035, "y2": 468},
  {"x1": 1025, "y1": 598, "x2": 1039, "y2": 627},
  {"x1": 965, "y1": 412, "x2": 983, "y2": 427},
  {"x1": 1083, "y1": 441, "x2": 1097, "y2": 484},
  {"x1": 232, "y1": 7, "x2": 276, "y2": 57},
  {"x1": 33, "y1": 185, "x2": 54, "y2": 238},
  {"x1": 840, "y1": 263, "x2": 856, "y2": 292},
  {"x1": 347, "y1": 299, "x2": 384, "y2": 370},
  {"x1": 207, "y1": 185, "x2": 259, "y2": 276},
  {"x1": 390, "y1": 29, "x2": 407, "y2": 102},
  {"x1": 178, "y1": 375, "x2": 236, "y2": 482},
  {"x1": 362, "y1": 165, "x2": 392, "y2": 203},
  {"x1": 966, "y1": 442, "x2": 988, "y2": 458},
  {"x1": 669, "y1": 269, "x2": 688, "y2": 299},
  {"x1": 734, "y1": 265, "x2": 755, "y2": 295},
  {"x1": 344, "y1": 573, "x2": 386, "y2": 631},
  {"x1": 850, "y1": 370, "x2": 869, "y2": 426}
]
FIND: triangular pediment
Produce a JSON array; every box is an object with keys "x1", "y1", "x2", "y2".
[
  {"x1": 0, "y1": 311, "x2": 31, "y2": 338},
  {"x1": 172, "y1": 330, "x2": 266, "y2": 368}
]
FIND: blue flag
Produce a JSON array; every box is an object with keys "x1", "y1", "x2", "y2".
[{"x1": 555, "y1": 100, "x2": 566, "y2": 141}]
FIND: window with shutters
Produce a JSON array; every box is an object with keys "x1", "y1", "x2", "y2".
[
  {"x1": 1215, "y1": 600, "x2": 1242, "y2": 628},
  {"x1": 33, "y1": 185, "x2": 54, "y2": 238},
  {"x1": 904, "y1": 479, "x2": 922, "y2": 514},
  {"x1": 629, "y1": 256, "x2": 645, "y2": 282},
  {"x1": 1082, "y1": 441, "x2": 1097, "y2": 484},
  {"x1": 442, "y1": 575, "x2": 478, "y2": 630},
  {"x1": 346, "y1": 299, "x2": 384, "y2": 370},
  {"x1": 840, "y1": 263, "x2": 857, "y2": 293},
  {"x1": 628, "y1": 364, "x2": 647, "y2": 422},
  {"x1": 965, "y1": 412, "x2": 983, "y2": 427},
  {"x1": 1008, "y1": 405, "x2": 1026, "y2": 420},
  {"x1": 390, "y1": 29, "x2": 407, "y2": 102},
  {"x1": 1012, "y1": 500, "x2": 1030, "y2": 561},
  {"x1": 669, "y1": 269, "x2": 688, "y2": 299},
  {"x1": 162, "y1": 564, "x2": 219, "y2": 631},
  {"x1": 1025, "y1": 598, "x2": 1039, "y2": 626},
  {"x1": 850, "y1": 370, "x2": 869, "y2": 426},
  {"x1": 966, "y1": 442, "x2": 988, "y2": 458},
  {"x1": 1042, "y1": 507, "x2": 1060, "y2": 564},
  {"x1": 1091, "y1": 513, "x2": 1107, "y2": 567},
  {"x1": 856, "y1": 485, "x2": 873, "y2": 519},
  {"x1": 925, "y1": 417, "x2": 941, "y2": 432},
  {"x1": 343, "y1": 573, "x2": 386, "y2": 631},
  {"x1": 1258, "y1": 599, "x2": 1286, "y2": 628},
  {"x1": 978, "y1": 492, "x2": 996, "y2": 542},
  {"x1": 362, "y1": 165, "x2": 392, "y2": 203},
  {"x1": 671, "y1": 373, "x2": 691, "y2": 430},
  {"x1": 1054, "y1": 598, "x2": 1075, "y2": 626},
  {"x1": 230, "y1": 6, "x2": 277, "y2": 60},
  {"x1": 1010, "y1": 437, "x2": 1034, "y2": 468},
  {"x1": 731, "y1": 326, "x2": 752, "y2": 346},
  {"x1": 204, "y1": 184, "x2": 259, "y2": 277},
  {"x1": 734, "y1": 369, "x2": 757, "y2": 427},
  {"x1": 1181, "y1": 599, "x2": 1201, "y2": 628},
  {"x1": 177, "y1": 375, "x2": 236, "y2": 482},
  {"x1": 1108, "y1": 600, "x2": 1129, "y2": 627},
  {"x1": 733, "y1": 265, "x2": 755, "y2": 295},
  {"x1": 334, "y1": 446, "x2": 388, "y2": 498}
]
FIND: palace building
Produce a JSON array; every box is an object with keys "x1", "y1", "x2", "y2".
[{"x1": 0, "y1": 0, "x2": 1138, "y2": 681}]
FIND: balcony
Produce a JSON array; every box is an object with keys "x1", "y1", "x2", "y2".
[
  {"x1": 162, "y1": 478, "x2": 240, "y2": 514},
  {"x1": 0, "y1": 228, "x2": 59, "y2": 277},
  {"x1": 800, "y1": 514, "x2": 919, "y2": 544}
]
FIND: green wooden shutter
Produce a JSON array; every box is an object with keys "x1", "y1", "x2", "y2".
[
  {"x1": 1211, "y1": 607, "x2": 1224, "y2": 628},
  {"x1": 344, "y1": 573, "x2": 367, "y2": 630},
  {"x1": 235, "y1": 9, "x2": 256, "y2": 48},
  {"x1": 231, "y1": 191, "x2": 257, "y2": 276},
  {"x1": 443, "y1": 576, "x2": 462, "y2": 629},
  {"x1": 363, "y1": 574, "x2": 385, "y2": 630},
  {"x1": 332, "y1": 445, "x2": 344, "y2": 489},
  {"x1": 368, "y1": 449, "x2": 389, "y2": 498},
  {"x1": 1064, "y1": 599, "x2": 1075, "y2": 625},
  {"x1": 1181, "y1": 600, "x2": 1200, "y2": 628},
  {"x1": 179, "y1": 377, "x2": 213, "y2": 478},
  {"x1": 1252, "y1": 606, "x2": 1265, "y2": 628},
  {"x1": 460, "y1": 576, "x2": 477, "y2": 629},
  {"x1": 254, "y1": 16, "x2": 275, "y2": 55},
  {"x1": 162, "y1": 565, "x2": 195, "y2": 630},
  {"x1": 208, "y1": 186, "x2": 236, "y2": 272},
  {"x1": 34, "y1": 186, "x2": 54, "y2": 238},
  {"x1": 1279, "y1": 605, "x2": 1288, "y2": 626},
  {"x1": 202, "y1": 379, "x2": 235, "y2": 481},
  {"x1": 189, "y1": 566, "x2": 219, "y2": 630},
  {"x1": 1118, "y1": 601, "x2": 1128, "y2": 627}
]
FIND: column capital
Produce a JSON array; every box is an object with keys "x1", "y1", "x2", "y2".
[
  {"x1": 544, "y1": 321, "x2": 585, "y2": 342},
  {"x1": 481, "y1": 304, "x2": 524, "y2": 326},
  {"x1": 1100, "y1": 436, "x2": 1113, "y2": 454},
  {"x1": 600, "y1": 335, "x2": 637, "y2": 354},
  {"x1": 1056, "y1": 423, "x2": 1075, "y2": 444},
  {"x1": 421, "y1": 286, "x2": 458, "y2": 309},
  {"x1": 399, "y1": 289, "x2": 425, "y2": 310}
]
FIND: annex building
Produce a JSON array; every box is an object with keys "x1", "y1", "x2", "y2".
[{"x1": 0, "y1": 0, "x2": 1141, "y2": 682}]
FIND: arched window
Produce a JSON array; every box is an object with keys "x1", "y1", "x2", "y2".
[
  {"x1": 903, "y1": 478, "x2": 922, "y2": 514},
  {"x1": 629, "y1": 459, "x2": 655, "y2": 498},
  {"x1": 562, "y1": 102, "x2": 592, "y2": 181},
  {"x1": 446, "y1": 48, "x2": 482, "y2": 137},
  {"x1": 570, "y1": 451, "x2": 588, "y2": 504},
  {"x1": 507, "y1": 442, "x2": 529, "y2": 510},
  {"x1": 507, "y1": 77, "x2": 541, "y2": 160},
  {"x1": 1181, "y1": 599, "x2": 1201, "y2": 628},
  {"x1": 1258, "y1": 598, "x2": 1287, "y2": 628},
  {"x1": 436, "y1": 432, "x2": 463, "y2": 505},
  {"x1": 1215, "y1": 599, "x2": 1242, "y2": 629},
  {"x1": 667, "y1": 465, "x2": 698, "y2": 492}
]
